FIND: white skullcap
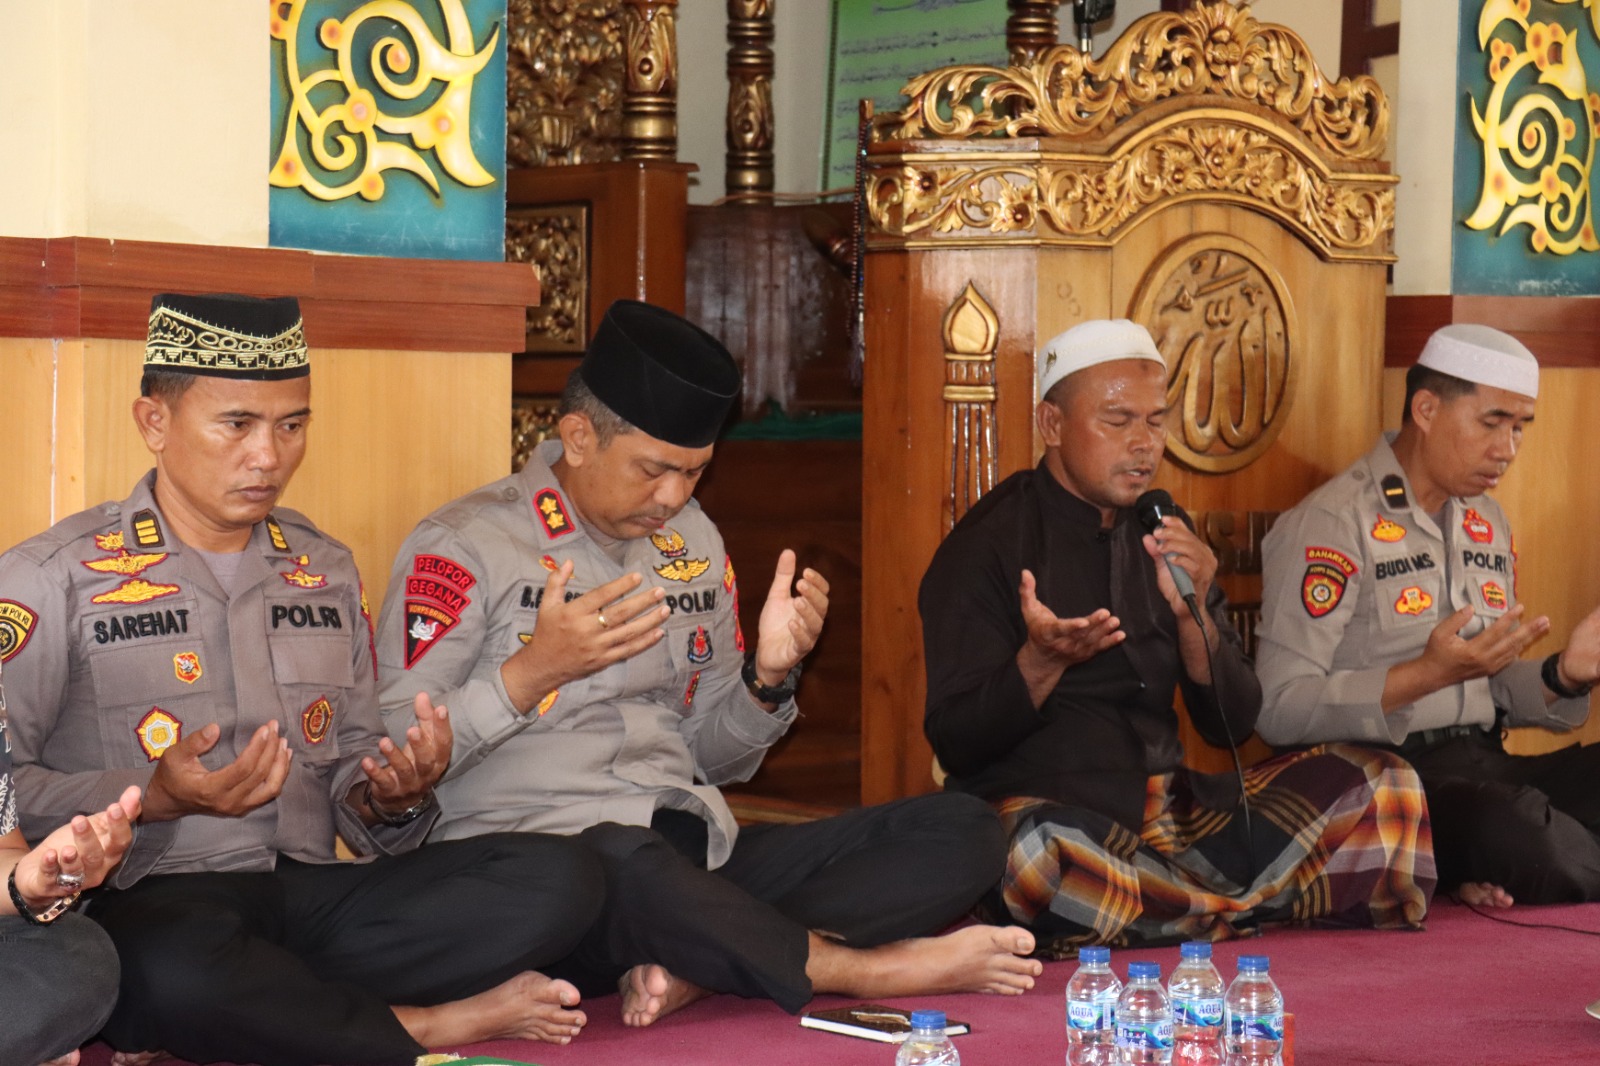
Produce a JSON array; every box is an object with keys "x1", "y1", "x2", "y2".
[
  {"x1": 1037, "y1": 319, "x2": 1165, "y2": 400},
  {"x1": 1416, "y1": 324, "x2": 1539, "y2": 399}
]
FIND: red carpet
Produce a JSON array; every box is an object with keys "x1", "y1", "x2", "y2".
[{"x1": 80, "y1": 899, "x2": 1600, "y2": 1065}]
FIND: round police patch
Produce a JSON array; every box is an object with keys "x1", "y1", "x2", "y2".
[{"x1": 0, "y1": 601, "x2": 38, "y2": 662}]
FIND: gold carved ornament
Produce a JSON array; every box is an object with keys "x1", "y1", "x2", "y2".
[
  {"x1": 620, "y1": 0, "x2": 679, "y2": 160},
  {"x1": 506, "y1": 204, "x2": 589, "y2": 351},
  {"x1": 1465, "y1": 0, "x2": 1600, "y2": 254},
  {"x1": 512, "y1": 398, "x2": 561, "y2": 474},
  {"x1": 867, "y1": 121, "x2": 1395, "y2": 258},
  {"x1": 505, "y1": 0, "x2": 624, "y2": 167},
  {"x1": 1131, "y1": 236, "x2": 1299, "y2": 474},
  {"x1": 270, "y1": 0, "x2": 499, "y2": 201},
  {"x1": 941, "y1": 283, "x2": 1000, "y2": 530},
  {"x1": 880, "y1": 1, "x2": 1389, "y2": 162},
  {"x1": 725, "y1": 0, "x2": 775, "y2": 198}
]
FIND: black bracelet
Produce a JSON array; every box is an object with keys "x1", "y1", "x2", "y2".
[
  {"x1": 1542, "y1": 652, "x2": 1594, "y2": 700},
  {"x1": 7, "y1": 868, "x2": 78, "y2": 926},
  {"x1": 742, "y1": 652, "x2": 801, "y2": 704}
]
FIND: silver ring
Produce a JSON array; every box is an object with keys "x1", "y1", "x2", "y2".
[
  {"x1": 596, "y1": 610, "x2": 610, "y2": 630},
  {"x1": 55, "y1": 872, "x2": 85, "y2": 891}
]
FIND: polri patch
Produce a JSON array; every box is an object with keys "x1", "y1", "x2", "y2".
[
  {"x1": 0, "y1": 600, "x2": 38, "y2": 663},
  {"x1": 280, "y1": 568, "x2": 327, "y2": 589},
  {"x1": 131, "y1": 509, "x2": 165, "y2": 548},
  {"x1": 1370, "y1": 517, "x2": 1406, "y2": 543},
  {"x1": 1481, "y1": 581, "x2": 1507, "y2": 610},
  {"x1": 136, "y1": 707, "x2": 182, "y2": 761},
  {"x1": 655, "y1": 558, "x2": 711, "y2": 583},
  {"x1": 1462, "y1": 508, "x2": 1494, "y2": 544},
  {"x1": 403, "y1": 601, "x2": 458, "y2": 668},
  {"x1": 173, "y1": 651, "x2": 202, "y2": 684},
  {"x1": 266, "y1": 517, "x2": 290, "y2": 552},
  {"x1": 687, "y1": 625, "x2": 713, "y2": 665},
  {"x1": 1380, "y1": 475, "x2": 1409, "y2": 510},
  {"x1": 534, "y1": 489, "x2": 574, "y2": 538},
  {"x1": 683, "y1": 670, "x2": 701, "y2": 708},
  {"x1": 1394, "y1": 586, "x2": 1433, "y2": 616},
  {"x1": 83, "y1": 550, "x2": 168, "y2": 577},
  {"x1": 91, "y1": 579, "x2": 180, "y2": 605},
  {"x1": 651, "y1": 529, "x2": 688, "y2": 558},
  {"x1": 302, "y1": 696, "x2": 333, "y2": 744}
]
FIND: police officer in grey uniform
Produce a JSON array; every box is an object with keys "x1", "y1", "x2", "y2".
[
  {"x1": 379, "y1": 300, "x2": 1041, "y2": 1027},
  {"x1": 1256, "y1": 324, "x2": 1600, "y2": 906},
  {"x1": 0, "y1": 294, "x2": 604, "y2": 1066}
]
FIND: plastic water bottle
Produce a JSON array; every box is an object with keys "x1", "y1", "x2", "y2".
[
  {"x1": 1066, "y1": 945, "x2": 1121, "y2": 1065},
  {"x1": 1224, "y1": 956, "x2": 1284, "y2": 1066},
  {"x1": 895, "y1": 1009, "x2": 959, "y2": 1066},
  {"x1": 1115, "y1": 961, "x2": 1174, "y2": 1064},
  {"x1": 1169, "y1": 942, "x2": 1225, "y2": 1066}
]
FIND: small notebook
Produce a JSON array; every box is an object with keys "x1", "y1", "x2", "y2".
[{"x1": 800, "y1": 1003, "x2": 971, "y2": 1043}]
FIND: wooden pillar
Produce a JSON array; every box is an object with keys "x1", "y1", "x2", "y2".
[
  {"x1": 1006, "y1": 1, "x2": 1061, "y2": 65},
  {"x1": 621, "y1": 0, "x2": 680, "y2": 161},
  {"x1": 725, "y1": 0, "x2": 775, "y2": 201}
]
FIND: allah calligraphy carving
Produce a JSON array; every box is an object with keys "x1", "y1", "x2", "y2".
[{"x1": 1133, "y1": 237, "x2": 1298, "y2": 474}]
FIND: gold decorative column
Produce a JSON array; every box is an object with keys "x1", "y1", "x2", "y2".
[
  {"x1": 1006, "y1": 0, "x2": 1062, "y2": 65},
  {"x1": 725, "y1": 0, "x2": 775, "y2": 200},
  {"x1": 621, "y1": 0, "x2": 680, "y2": 161},
  {"x1": 941, "y1": 283, "x2": 1001, "y2": 532}
]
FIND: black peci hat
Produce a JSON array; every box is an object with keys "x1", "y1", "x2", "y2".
[
  {"x1": 579, "y1": 300, "x2": 741, "y2": 448},
  {"x1": 144, "y1": 293, "x2": 309, "y2": 380}
]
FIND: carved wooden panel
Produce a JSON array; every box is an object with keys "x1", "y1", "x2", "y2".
[
  {"x1": 941, "y1": 283, "x2": 1000, "y2": 531},
  {"x1": 507, "y1": 203, "x2": 589, "y2": 352},
  {"x1": 506, "y1": 0, "x2": 625, "y2": 167}
]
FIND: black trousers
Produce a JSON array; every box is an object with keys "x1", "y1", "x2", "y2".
[
  {"x1": 1402, "y1": 730, "x2": 1600, "y2": 903},
  {"x1": 552, "y1": 791, "x2": 1007, "y2": 1013},
  {"x1": 88, "y1": 832, "x2": 603, "y2": 1066}
]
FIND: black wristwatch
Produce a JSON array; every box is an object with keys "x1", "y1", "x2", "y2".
[
  {"x1": 742, "y1": 653, "x2": 801, "y2": 704},
  {"x1": 364, "y1": 783, "x2": 436, "y2": 828},
  {"x1": 1542, "y1": 652, "x2": 1594, "y2": 700},
  {"x1": 8, "y1": 868, "x2": 78, "y2": 926}
]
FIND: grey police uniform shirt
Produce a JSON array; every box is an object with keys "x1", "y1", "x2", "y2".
[
  {"x1": 1254, "y1": 433, "x2": 1587, "y2": 746},
  {"x1": 0, "y1": 471, "x2": 432, "y2": 886},
  {"x1": 375, "y1": 440, "x2": 795, "y2": 869}
]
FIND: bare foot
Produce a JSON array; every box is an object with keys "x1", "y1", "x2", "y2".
[
  {"x1": 619, "y1": 963, "x2": 710, "y2": 1026},
  {"x1": 1455, "y1": 882, "x2": 1514, "y2": 908},
  {"x1": 40, "y1": 1053, "x2": 79, "y2": 1066},
  {"x1": 394, "y1": 970, "x2": 587, "y2": 1048},
  {"x1": 809, "y1": 924, "x2": 1043, "y2": 999},
  {"x1": 110, "y1": 1053, "x2": 169, "y2": 1066}
]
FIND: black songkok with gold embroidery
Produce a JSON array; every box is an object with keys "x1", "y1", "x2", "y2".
[
  {"x1": 579, "y1": 300, "x2": 740, "y2": 448},
  {"x1": 144, "y1": 293, "x2": 309, "y2": 380}
]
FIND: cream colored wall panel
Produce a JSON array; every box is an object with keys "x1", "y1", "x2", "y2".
[{"x1": 1, "y1": 338, "x2": 66, "y2": 553}]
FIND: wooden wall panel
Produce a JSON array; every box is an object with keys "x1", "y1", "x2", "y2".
[
  {"x1": 2, "y1": 338, "x2": 63, "y2": 554},
  {"x1": 1381, "y1": 366, "x2": 1600, "y2": 753}
]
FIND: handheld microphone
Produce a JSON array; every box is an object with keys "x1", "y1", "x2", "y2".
[{"x1": 1134, "y1": 489, "x2": 1203, "y2": 629}]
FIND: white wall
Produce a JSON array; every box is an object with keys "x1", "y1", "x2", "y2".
[{"x1": 1390, "y1": 0, "x2": 1457, "y2": 294}]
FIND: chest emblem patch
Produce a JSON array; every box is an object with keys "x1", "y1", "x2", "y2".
[
  {"x1": 136, "y1": 707, "x2": 182, "y2": 761},
  {"x1": 1394, "y1": 586, "x2": 1433, "y2": 616},
  {"x1": 91, "y1": 579, "x2": 181, "y2": 605},
  {"x1": 655, "y1": 558, "x2": 711, "y2": 583},
  {"x1": 534, "y1": 489, "x2": 574, "y2": 538},
  {"x1": 1481, "y1": 581, "x2": 1507, "y2": 610},
  {"x1": 1370, "y1": 517, "x2": 1406, "y2": 543},
  {"x1": 1462, "y1": 508, "x2": 1494, "y2": 544},
  {"x1": 302, "y1": 696, "x2": 333, "y2": 744},
  {"x1": 280, "y1": 568, "x2": 327, "y2": 589},
  {"x1": 173, "y1": 651, "x2": 202, "y2": 684},
  {"x1": 83, "y1": 551, "x2": 169, "y2": 577},
  {"x1": 94, "y1": 531, "x2": 125, "y2": 551},
  {"x1": 0, "y1": 601, "x2": 38, "y2": 663},
  {"x1": 687, "y1": 625, "x2": 713, "y2": 665},
  {"x1": 650, "y1": 529, "x2": 688, "y2": 558},
  {"x1": 683, "y1": 670, "x2": 701, "y2": 708}
]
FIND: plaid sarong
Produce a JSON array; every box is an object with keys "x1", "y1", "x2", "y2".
[{"x1": 989, "y1": 743, "x2": 1436, "y2": 958}]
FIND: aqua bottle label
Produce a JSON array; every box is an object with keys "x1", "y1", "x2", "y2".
[
  {"x1": 1067, "y1": 992, "x2": 1116, "y2": 1032},
  {"x1": 1172, "y1": 994, "x2": 1224, "y2": 1027},
  {"x1": 1116, "y1": 1018, "x2": 1175, "y2": 1050},
  {"x1": 1228, "y1": 1010, "x2": 1284, "y2": 1041}
]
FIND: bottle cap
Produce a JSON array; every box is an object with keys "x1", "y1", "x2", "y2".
[
  {"x1": 909, "y1": 1009, "x2": 946, "y2": 1031},
  {"x1": 1180, "y1": 941, "x2": 1213, "y2": 960},
  {"x1": 1238, "y1": 955, "x2": 1270, "y2": 973},
  {"x1": 1128, "y1": 961, "x2": 1161, "y2": 980},
  {"x1": 1079, "y1": 946, "x2": 1111, "y2": 965}
]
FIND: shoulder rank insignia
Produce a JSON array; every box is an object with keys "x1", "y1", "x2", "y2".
[
  {"x1": 650, "y1": 529, "x2": 688, "y2": 558},
  {"x1": 266, "y1": 516, "x2": 290, "y2": 552},
  {"x1": 1379, "y1": 475, "x2": 1409, "y2": 510},
  {"x1": 687, "y1": 625, "x2": 713, "y2": 665},
  {"x1": 131, "y1": 509, "x2": 165, "y2": 548},
  {"x1": 1461, "y1": 507, "x2": 1494, "y2": 544},
  {"x1": 1394, "y1": 586, "x2": 1433, "y2": 616},
  {"x1": 1370, "y1": 517, "x2": 1406, "y2": 543},
  {"x1": 280, "y1": 568, "x2": 327, "y2": 589},
  {"x1": 534, "y1": 489, "x2": 574, "y2": 538},
  {"x1": 302, "y1": 696, "x2": 333, "y2": 745},
  {"x1": 535, "y1": 689, "x2": 559, "y2": 716},
  {"x1": 173, "y1": 651, "x2": 202, "y2": 684},
  {"x1": 136, "y1": 707, "x2": 182, "y2": 761},
  {"x1": 91, "y1": 579, "x2": 180, "y2": 605},
  {"x1": 655, "y1": 558, "x2": 711, "y2": 583},
  {"x1": 83, "y1": 550, "x2": 169, "y2": 577},
  {"x1": 0, "y1": 600, "x2": 38, "y2": 663},
  {"x1": 1481, "y1": 581, "x2": 1507, "y2": 610},
  {"x1": 94, "y1": 531, "x2": 125, "y2": 551}
]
